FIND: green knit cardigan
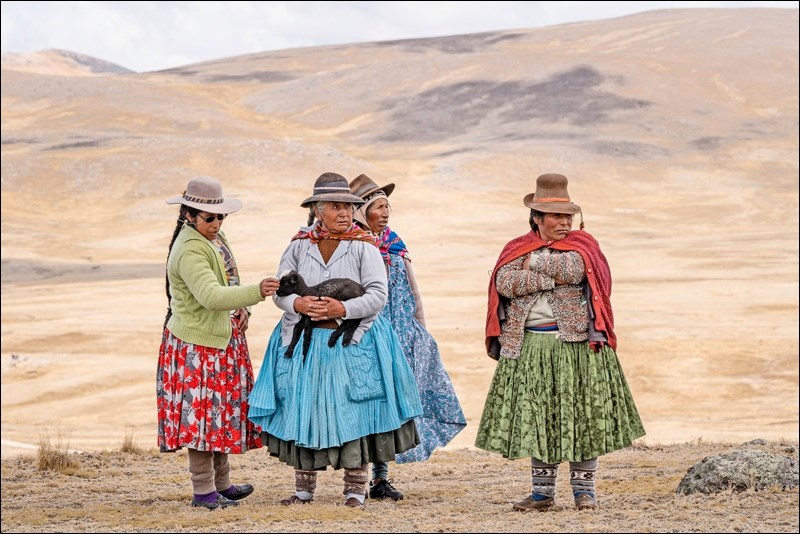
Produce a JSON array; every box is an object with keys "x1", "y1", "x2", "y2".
[{"x1": 166, "y1": 226, "x2": 264, "y2": 349}]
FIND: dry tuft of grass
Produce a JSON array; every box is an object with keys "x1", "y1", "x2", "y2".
[
  {"x1": 36, "y1": 431, "x2": 79, "y2": 474},
  {"x1": 120, "y1": 427, "x2": 144, "y2": 454}
]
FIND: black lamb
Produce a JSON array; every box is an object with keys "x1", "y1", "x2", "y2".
[{"x1": 276, "y1": 270, "x2": 366, "y2": 359}]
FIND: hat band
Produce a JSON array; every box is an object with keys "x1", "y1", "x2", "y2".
[
  {"x1": 183, "y1": 193, "x2": 223, "y2": 204},
  {"x1": 314, "y1": 185, "x2": 351, "y2": 194},
  {"x1": 533, "y1": 197, "x2": 570, "y2": 202}
]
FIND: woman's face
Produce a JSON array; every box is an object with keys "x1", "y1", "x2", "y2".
[
  {"x1": 535, "y1": 212, "x2": 573, "y2": 241},
  {"x1": 316, "y1": 202, "x2": 354, "y2": 234},
  {"x1": 191, "y1": 211, "x2": 226, "y2": 241},
  {"x1": 365, "y1": 198, "x2": 391, "y2": 234}
]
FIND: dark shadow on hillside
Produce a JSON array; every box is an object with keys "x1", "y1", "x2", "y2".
[
  {"x1": 378, "y1": 66, "x2": 651, "y2": 143},
  {"x1": 156, "y1": 69, "x2": 295, "y2": 84},
  {"x1": 369, "y1": 32, "x2": 525, "y2": 54}
]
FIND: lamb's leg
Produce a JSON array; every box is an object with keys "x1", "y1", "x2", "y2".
[
  {"x1": 342, "y1": 319, "x2": 362, "y2": 346},
  {"x1": 285, "y1": 320, "x2": 304, "y2": 358},
  {"x1": 330, "y1": 319, "x2": 361, "y2": 347},
  {"x1": 301, "y1": 318, "x2": 314, "y2": 361},
  {"x1": 327, "y1": 323, "x2": 347, "y2": 347}
]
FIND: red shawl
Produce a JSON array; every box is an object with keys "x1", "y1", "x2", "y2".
[{"x1": 485, "y1": 230, "x2": 615, "y2": 358}]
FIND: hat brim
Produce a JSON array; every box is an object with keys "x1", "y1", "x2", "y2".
[
  {"x1": 165, "y1": 196, "x2": 243, "y2": 214},
  {"x1": 523, "y1": 194, "x2": 581, "y2": 214},
  {"x1": 301, "y1": 192, "x2": 366, "y2": 208},
  {"x1": 363, "y1": 183, "x2": 395, "y2": 198}
]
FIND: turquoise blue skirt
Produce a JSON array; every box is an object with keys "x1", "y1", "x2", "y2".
[{"x1": 249, "y1": 315, "x2": 423, "y2": 450}]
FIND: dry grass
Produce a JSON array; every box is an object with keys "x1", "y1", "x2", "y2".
[
  {"x1": 35, "y1": 431, "x2": 79, "y2": 474},
  {"x1": 2, "y1": 440, "x2": 797, "y2": 533},
  {"x1": 119, "y1": 428, "x2": 143, "y2": 455}
]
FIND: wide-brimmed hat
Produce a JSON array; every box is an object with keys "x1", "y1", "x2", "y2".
[
  {"x1": 165, "y1": 176, "x2": 243, "y2": 214},
  {"x1": 349, "y1": 173, "x2": 395, "y2": 200},
  {"x1": 522, "y1": 173, "x2": 581, "y2": 214},
  {"x1": 301, "y1": 172, "x2": 365, "y2": 208}
]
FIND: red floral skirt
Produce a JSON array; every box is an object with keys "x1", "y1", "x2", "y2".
[{"x1": 157, "y1": 319, "x2": 262, "y2": 453}]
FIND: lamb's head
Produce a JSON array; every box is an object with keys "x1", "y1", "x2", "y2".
[{"x1": 276, "y1": 270, "x2": 304, "y2": 297}]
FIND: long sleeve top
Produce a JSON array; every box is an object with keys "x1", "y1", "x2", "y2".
[
  {"x1": 166, "y1": 226, "x2": 264, "y2": 349},
  {"x1": 495, "y1": 248, "x2": 587, "y2": 359},
  {"x1": 485, "y1": 229, "x2": 616, "y2": 360},
  {"x1": 273, "y1": 238, "x2": 387, "y2": 346}
]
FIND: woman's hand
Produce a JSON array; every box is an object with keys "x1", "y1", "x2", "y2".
[
  {"x1": 260, "y1": 277, "x2": 280, "y2": 298},
  {"x1": 294, "y1": 295, "x2": 346, "y2": 321},
  {"x1": 234, "y1": 308, "x2": 250, "y2": 332}
]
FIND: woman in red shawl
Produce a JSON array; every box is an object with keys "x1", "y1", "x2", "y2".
[{"x1": 475, "y1": 173, "x2": 645, "y2": 512}]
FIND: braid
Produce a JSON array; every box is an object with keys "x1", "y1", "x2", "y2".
[
  {"x1": 163, "y1": 205, "x2": 197, "y2": 329},
  {"x1": 306, "y1": 206, "x2": 316, "y2": 227}
]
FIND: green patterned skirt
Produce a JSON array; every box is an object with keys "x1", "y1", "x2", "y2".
[{"x1": 475, "y1": 332, "x2": 645, "y2": 462}]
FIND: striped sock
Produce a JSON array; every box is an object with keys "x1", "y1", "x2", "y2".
[
  {"x1": 531, "y1": 458, "x2": 559, "y2": 499},
  {"x1": 570, "y1": 458, "x2": 597, "y2": 497}
]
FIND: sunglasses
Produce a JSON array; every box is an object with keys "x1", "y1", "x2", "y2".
[{"x1": 198, "y1": 213, "x2": 227, "y2": 223}]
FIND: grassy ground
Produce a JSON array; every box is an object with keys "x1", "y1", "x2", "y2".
[{"x1": 1, "y1": 439, "x2": 797, "y2": 532}]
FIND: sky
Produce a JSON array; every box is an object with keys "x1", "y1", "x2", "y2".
[{"x1": 2, "y1": 1, "x2": 798, "y2": 72}]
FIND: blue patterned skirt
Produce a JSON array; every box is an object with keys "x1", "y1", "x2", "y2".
[{"x1": 382, "y1": 256, "x2": 466, "y2": 463}]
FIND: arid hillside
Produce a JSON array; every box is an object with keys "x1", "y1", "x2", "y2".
[{"x1": 1, "y1": 6, "x2": 798, "y2": 465}]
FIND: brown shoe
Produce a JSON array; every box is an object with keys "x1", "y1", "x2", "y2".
[
  {"x1": 343, "y1": 497, "x2": 366, "y2": 510},
  {"x1": 574, "y1": 493, "x2": 597, "y2": 511},
  {"x1": 280, "y1": 495, "x2": 313, "y2": 506},
  {"x1": 512, "y1": 495, "x2": 554, "y2": 512}
]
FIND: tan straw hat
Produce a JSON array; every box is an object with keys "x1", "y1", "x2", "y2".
[
  {"x1": 165, "y1": 176, "x2": 243, "y2": 214},
  {"x1": 522, "y1": 173, "x2": 581, "y2": 214}
]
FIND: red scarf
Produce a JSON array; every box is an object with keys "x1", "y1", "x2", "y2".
[
  {"x1": 485, "y1": 229, "x2": 615, "y2": 357},
  {"x1": 292, "y1": 221, "x2": 378, "y2": 246}
]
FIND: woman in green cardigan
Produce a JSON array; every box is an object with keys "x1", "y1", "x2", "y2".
[{"x1": 157, "y1": 176, "x2": 280, "y2": 510}]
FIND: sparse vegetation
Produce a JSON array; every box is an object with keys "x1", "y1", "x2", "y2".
[
  {"x1": 36, "y1": 431, "x2": 79, "y2": 474},
  {"x1": 120, "y1": 427, "x2": 143, "y2": 454},
  {"x1": 3, "y1": 441, "x2": 797, "y2": 533}
]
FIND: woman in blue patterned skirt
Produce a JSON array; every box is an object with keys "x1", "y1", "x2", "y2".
[{"x1": 350, "y1": 174, "x2": 466, "y2": 501}]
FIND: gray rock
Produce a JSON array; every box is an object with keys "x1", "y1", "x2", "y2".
[{"x1": 677, "y1": 450, "x2": 798, "y2": 495}]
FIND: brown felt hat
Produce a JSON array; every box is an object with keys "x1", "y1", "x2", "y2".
[
  {"x1": 348, "y1": 173, "x2": 395, "y2": 200},
  {"x1": 301, "y1": 172, "x2": 365, "y2": 208},
  {"x1": 522, "y1": 173, "x2": 581, "y2": 214}
]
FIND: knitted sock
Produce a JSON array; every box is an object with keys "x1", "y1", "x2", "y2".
[
  {"x1": 294, "y1": 469, "x2": 317, "y2": 501},
  {"x1": 570, "y1": 458, "x2": 598, "y2": 497},
  {"x1": 193, "y1": 490, "x2": 220, "y2": 504},
  {"x1": 343, "y1": 465, "x2": 369, "y2": 498},
  {"x1": 531, "y1": 458, "x2": 559, "y2": 499}
]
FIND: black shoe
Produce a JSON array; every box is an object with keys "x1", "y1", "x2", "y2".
[
  {"x1": 191, "y1": 494, "x2": 239, "y2": 510},
  {"x1": 369, "y1": 478, "x2": 404, "y2": 500},
  {"x1": 220, "y1": 483, "x2": 254, "y2": 501}
]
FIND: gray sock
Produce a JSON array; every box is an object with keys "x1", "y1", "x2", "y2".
[
  {"x1": 531, "y1": 458, "x2": 559, "y2": 499},
  {"x1": 570, "y1": 458, "x2": 598, "y2": 496}
]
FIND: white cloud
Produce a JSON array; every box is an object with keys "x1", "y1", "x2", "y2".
[{"x1": 1, "y1": 0, "x2": 797, "y2": 72}]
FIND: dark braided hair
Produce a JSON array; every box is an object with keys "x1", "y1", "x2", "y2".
[
  {"x1": 163, "y1": 205, "x2": 199, "y2": 329},
  {"x1": 306, "y1": 206, "x2": 316, "y2": 227}
]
